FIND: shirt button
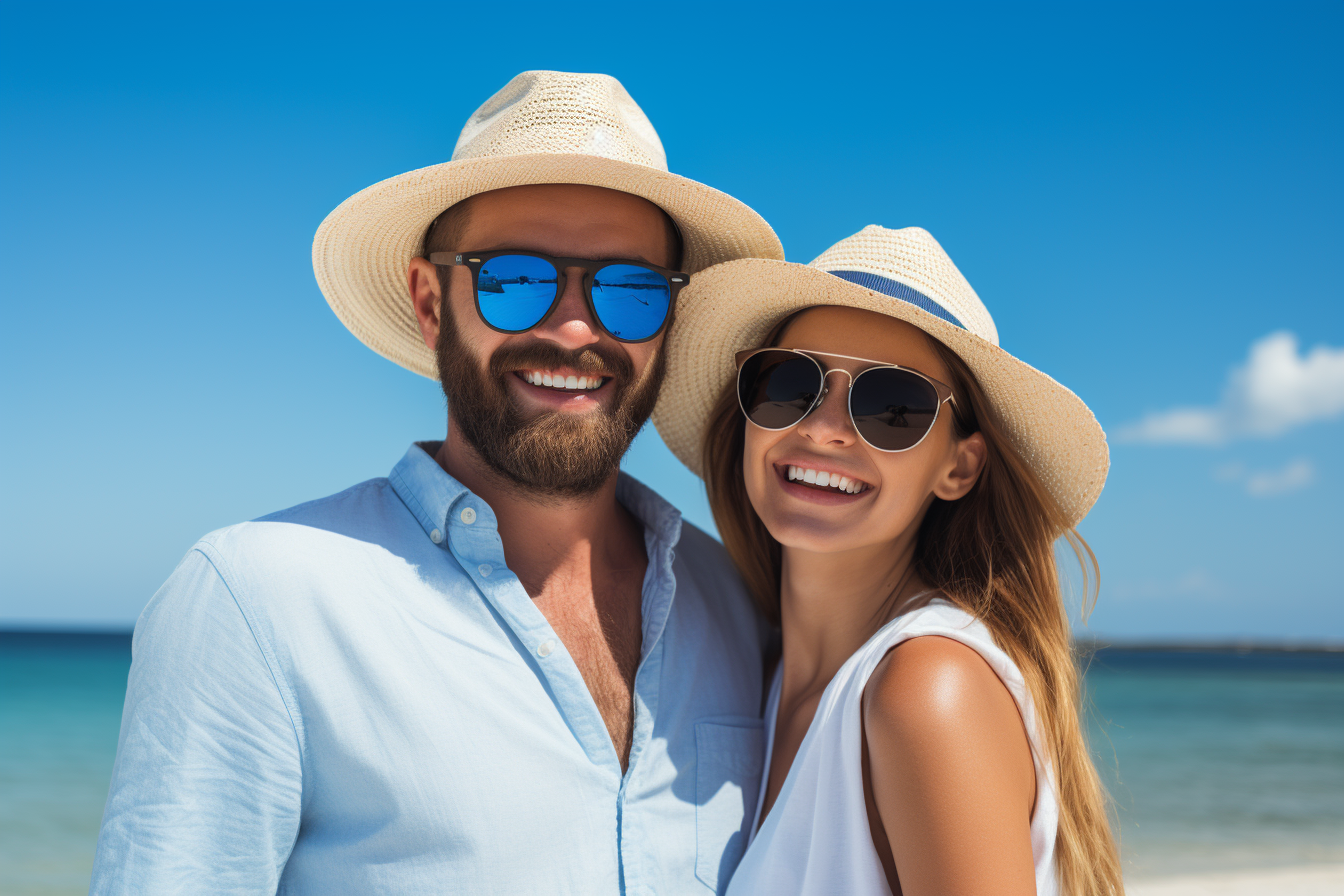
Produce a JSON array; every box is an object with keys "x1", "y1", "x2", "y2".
[
  {"x1": 537, "y1": 640, "x2": 555, "y2": 658},
  {"x1": 460, "y1": 507, "x2": 477, "y2": 525},
  {"x1": 478, "y1": 563, "x2": 492, "y2": 577},
  {"x1": 430, "y1": 528, "x2": 443, "y2": 544}
]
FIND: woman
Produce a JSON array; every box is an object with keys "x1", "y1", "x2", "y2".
[{"x1": 651, "y1": 226, "x2": 1123, "y2": 895}]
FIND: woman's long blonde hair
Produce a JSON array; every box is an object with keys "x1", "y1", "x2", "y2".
[{"x1": 702, "y1": 312, "x2": 1124, "y2": 896}]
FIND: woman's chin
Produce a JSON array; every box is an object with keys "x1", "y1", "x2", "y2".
[{"x1": 763, "y1": 514, "x2": 882, "y2": 555}]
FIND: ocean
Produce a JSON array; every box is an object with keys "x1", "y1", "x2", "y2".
[
  {"x1": 2, "y1": 633, "x2": 1342, "y2": 894},
  {"x1": 1086, "y1": 647, "x2": 1344, "y2": 877}
]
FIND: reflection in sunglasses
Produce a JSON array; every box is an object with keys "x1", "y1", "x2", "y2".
[
  {"x1": 438, "y1": 250, "x2": 683, "y2": 342},
  {"x1": 738, "y1": 348, "x2": 953, "y2": 452}
]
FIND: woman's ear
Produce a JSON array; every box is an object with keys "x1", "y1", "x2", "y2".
[{"x1": 933, "y1": 431, "x2": 987, "y2": 502}]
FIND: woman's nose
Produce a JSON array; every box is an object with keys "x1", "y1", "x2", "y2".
[{"x1": 795, "y1": 371, "x2": 858, "y2": 448}]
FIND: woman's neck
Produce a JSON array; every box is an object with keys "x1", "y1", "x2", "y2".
[{"x1": 778, "y1": 530, "x2": 926, "y2": 697}]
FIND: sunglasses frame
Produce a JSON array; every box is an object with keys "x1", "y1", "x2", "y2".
[
  {"x1": 734, "y1": 347, "x2": 957, "y2": 453},
  {"x1": 429, "y1": 249, "x2": 689, "y2": 344}
]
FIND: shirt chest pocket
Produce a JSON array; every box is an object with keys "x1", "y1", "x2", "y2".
[{"x1": 694, "y1": 718, "x2": 765, "y2": 894}]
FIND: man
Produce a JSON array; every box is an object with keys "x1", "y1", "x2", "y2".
[{"x1": 91, "y1": 71, "x2": 784, "y2": 894}]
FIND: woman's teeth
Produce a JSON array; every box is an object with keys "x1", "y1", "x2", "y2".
[
  {"x1": 786, "y1": 465, "x2": 869, "y2": 494},
  {"x1": 522, "y1": 371, "x2": 604, "y2": 391}
]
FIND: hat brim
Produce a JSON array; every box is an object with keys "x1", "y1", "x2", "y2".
[
  {"x1": 650, "y1": 259, "x2": 1109, "y2": 526},
  {"x1": 312, "y1": 153, "x2": 784, "y2": 378}
]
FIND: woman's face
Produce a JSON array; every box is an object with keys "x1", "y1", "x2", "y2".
[{"x1": 742, "y1": 305, "x2": 985, "y2": 555}]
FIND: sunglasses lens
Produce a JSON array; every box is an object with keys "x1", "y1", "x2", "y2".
[
  {"x1": 474, "y1": 255, "x2": 560, "y2": 332},
  {"x1": 591, "y1": 264, "x2": 672, "y2": 341},
  {"x1": 849, "y1": 367, "x2": 942, "y2": 451},
  {"x1": 738, "y1": 351, "x2": 824, "y2": 429}
]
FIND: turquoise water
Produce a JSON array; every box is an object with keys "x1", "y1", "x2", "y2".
[
  {"x1": 1, "y1": 635, "x2": 131, "y2": 896},
  {"x1": 2, "y1": 635, "x2": 1342, "y2": 893},
  {"x1": 1087, "y1": 649, "x2": 1344, "y2": 878}
]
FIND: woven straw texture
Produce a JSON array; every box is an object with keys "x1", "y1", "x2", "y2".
[
  {"x1": 650, "y1": 225, "x2": 1110, "y2": 526},
  {"x1": 313, "y1": 71, "x2": 784, "y2": 378}
]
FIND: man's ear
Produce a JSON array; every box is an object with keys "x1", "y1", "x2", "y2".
[
  {"x1": 407, "y1": 257, "x2": 442, "y2": 351},
  {"x1": 932, "y1": 431, "x2": 987, "y2": 502}
]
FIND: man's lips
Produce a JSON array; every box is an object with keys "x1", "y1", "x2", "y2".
[
  {"x1": 509, "y1": 369, "x2": 614, "y2": 406},
  {"x1": 517, "y1": 368, "x2": 609, "y2": 392}
]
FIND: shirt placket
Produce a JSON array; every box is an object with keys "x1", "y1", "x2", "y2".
[
  {"x1": 444, "y1": 495, "x2": 626, "y2": 779},
  {"x1": 614, "y1": 524, "x2": 679, "y2": 896}
]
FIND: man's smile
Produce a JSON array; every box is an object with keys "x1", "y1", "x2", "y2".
[
  {"x1": 517, "y1": 369, "x2": 610, "y2": 392},
  {"x1": 508, "y1": 367, "x2": 617, "y2": 409}
]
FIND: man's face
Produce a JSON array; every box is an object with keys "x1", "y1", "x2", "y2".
[{"x1": 409, "y1": 184, "x2": 678, "y2": 498}]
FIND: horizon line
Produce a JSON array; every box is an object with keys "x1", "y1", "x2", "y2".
[{"x1": 4, "y1": 626, "x2": 1342, "y2": 653}]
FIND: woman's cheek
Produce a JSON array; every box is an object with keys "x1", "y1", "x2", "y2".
[{"x1": 741, "y1": 426, "x2": 774, "y2": 517}]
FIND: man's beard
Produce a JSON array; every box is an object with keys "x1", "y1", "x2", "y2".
[{"x1": 436, "y1": 303, "x2": 666, "y2": 499}]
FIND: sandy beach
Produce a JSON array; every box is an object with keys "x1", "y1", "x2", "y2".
[{"x1": 1128, "y1": 864, "x2": 1344, "y2": 895}]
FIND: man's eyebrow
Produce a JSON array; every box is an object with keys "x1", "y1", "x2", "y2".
[{"x1": 467, "y1": 245, "x2": 663, "y2": 267}]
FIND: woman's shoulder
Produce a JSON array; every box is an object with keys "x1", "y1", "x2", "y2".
[
  {"x1": 863, "y1": 596, "x2": 1033, "y2": 763},
  {"x1": 860, "y1": 616, "x2": 1037, "y2": 815},
  {"x1": 861, "y1": 631, "x2": 1022, "y2": 746},
  {"x1": 858, "y1": 622, "x2": 1042, "y2": 896}
]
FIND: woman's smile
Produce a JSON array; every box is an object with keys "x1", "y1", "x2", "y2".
[{"x1": 772, "y1": 460, "x2": 874, "y2": 504}]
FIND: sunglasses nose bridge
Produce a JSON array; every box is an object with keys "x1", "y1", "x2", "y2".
[
  {"x1": 554, "y1": 263, "x2": 584, "y2": 294},
  {"x1": 824, "y1": 367, "x2": 855, "y2": 386},
  {"x1": 559, "y1": 263, "x2": 600, "y2": 303},
  {"x1": 814, "y1": 368, "x2": 853, "y2": 409},
  {"x1": 527, "y1": 264, "x2": 600, "y2": 346}
]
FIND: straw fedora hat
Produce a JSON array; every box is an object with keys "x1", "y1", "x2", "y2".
[
  {"x1": 313, "y1": 70, "x2": 785, "y2": 378},
  {"x1": 651, "y1": 225, "x2": 1109, "y2": 525}
]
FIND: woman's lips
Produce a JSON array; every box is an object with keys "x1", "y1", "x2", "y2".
[{"x1": 772, "y1": 463, "x2": 872, "y2": 505}]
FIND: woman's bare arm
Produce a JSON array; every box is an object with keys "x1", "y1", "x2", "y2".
[{"x1": 863, "y1": 635, "x2": 1038, "y2": 896}]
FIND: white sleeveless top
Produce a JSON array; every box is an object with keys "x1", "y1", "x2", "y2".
[{"x1": 726, "y1": 599, "x2": 1059, "y2": 896}]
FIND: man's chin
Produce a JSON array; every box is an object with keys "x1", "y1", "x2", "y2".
[{"x1": 474, "y1": 418, "x2": 630, "y2": 498}]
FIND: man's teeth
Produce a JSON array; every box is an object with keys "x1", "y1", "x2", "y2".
[
  {"x1": 786, "y1": 465, "x2": 868, "y2": 494},
  {"x1": 522, "y1": 371, "x2": 604, "y2": 391}
]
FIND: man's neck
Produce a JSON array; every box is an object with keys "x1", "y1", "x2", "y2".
[
  {"x1": 432, "y1": 428, "x2": 649, "y2": 772},
  {"x1": 433, "y1": 430, "x2": 645, "y2": 599}
]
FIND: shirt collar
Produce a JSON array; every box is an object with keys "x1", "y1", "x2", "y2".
[
  {"x1": 616, "y1": 467, "x2": 683, "y2": 550},
  {"x1": 388, "y1": 442, "x2": 474, "y2": 541},
  {"x1": 388, "y1": 442, "x2": 683, "y2": 549}
]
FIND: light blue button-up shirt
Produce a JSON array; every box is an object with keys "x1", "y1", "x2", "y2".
[{"x1": 91, "y1": 443, "x2": 767, "y2": 895}]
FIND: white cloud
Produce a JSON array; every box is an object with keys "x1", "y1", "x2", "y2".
[
  {"x1": 1120, "y1": 332, "x2": 1344, "y2": 444},
  {"x1": 1245, "y1": 458, "x2": 1315, "y2": 497},
  {"x1": 1213, "y1": 457, "x2": 1315, "y2": 497},
  {"x1": 1110, "y1": 568, "x2": 1222, "y2": 602}
]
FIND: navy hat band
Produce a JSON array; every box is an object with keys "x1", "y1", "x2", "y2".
[{"x1": 825, "y1": 270, "x2": 965, "y2": 329}]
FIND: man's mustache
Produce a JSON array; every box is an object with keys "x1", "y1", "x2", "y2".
[{"x1": 488, "y1": 341, "x2": 633, "y2": 382}]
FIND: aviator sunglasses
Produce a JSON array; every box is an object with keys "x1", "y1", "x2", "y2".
[
  {"x1": 736, "y1": 348, "x2": 957, "y2": 452},
  {"x1": 429, "y1": 250, "x2": 689, "y2": 343}
]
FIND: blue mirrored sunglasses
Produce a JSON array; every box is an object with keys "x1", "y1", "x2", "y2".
[{"x1": 428, "y1": 250, "x2": 688, "y2": 343}]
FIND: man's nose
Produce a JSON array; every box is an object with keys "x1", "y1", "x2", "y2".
[{"x1": 531, "y1": 265, "x2": 601, "y2": 349}]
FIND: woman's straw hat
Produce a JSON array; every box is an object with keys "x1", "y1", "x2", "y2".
[
  {"x1": 652, "y1": 225, "x2": 1109, "y2": 525},
  {"x1": 313, "y1": 70, "x2": 784, "y2": 378}
]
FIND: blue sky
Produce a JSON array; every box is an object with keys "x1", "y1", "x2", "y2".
[{"x1": 1, "y1": 1, "x2": 1340, "y2": 639}]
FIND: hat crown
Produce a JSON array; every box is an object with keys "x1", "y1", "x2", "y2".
[
  {"x1": 451, "y1": 71, "x2": 668, "y2": 171},
  {"x1": 808, "y1": 224, "x2": 1000, "y2": 346}
]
